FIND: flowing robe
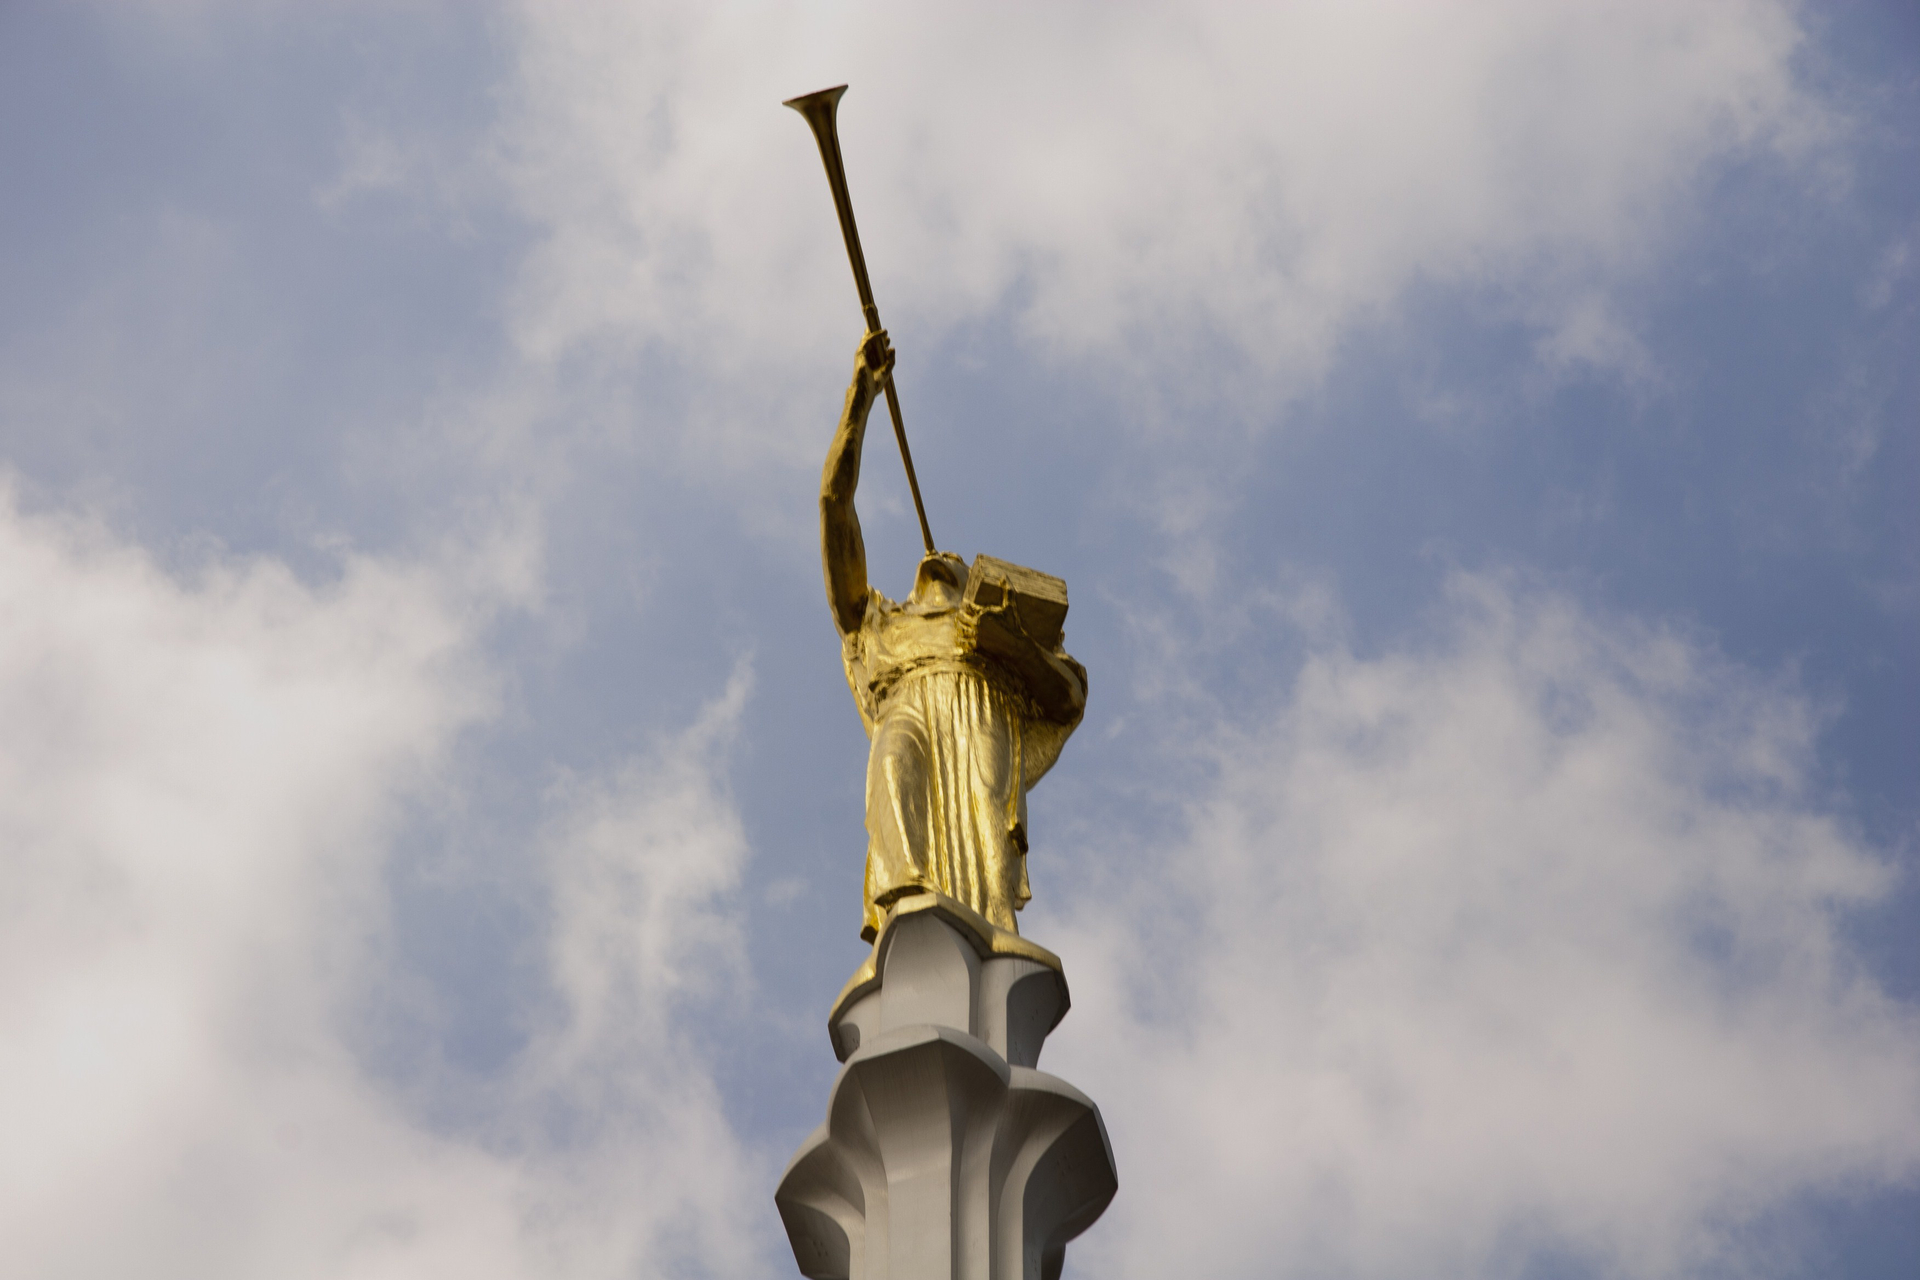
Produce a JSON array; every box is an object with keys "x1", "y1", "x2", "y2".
[{"x1": 842, "y1": 588, "x2": 1083, "y2": 940}]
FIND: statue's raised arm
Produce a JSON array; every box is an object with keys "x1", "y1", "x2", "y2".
[{"x1": 820, "y1": 330, "x2": 892, "y2": 637}]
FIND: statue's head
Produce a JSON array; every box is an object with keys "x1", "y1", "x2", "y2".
[{"x1": 909, "y1": 551, "x2": 969, "y2": 609}]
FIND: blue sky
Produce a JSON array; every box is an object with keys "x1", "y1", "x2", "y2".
[{"x1": 0, "y1": 3, "x2": 1914, "y2": 1277}]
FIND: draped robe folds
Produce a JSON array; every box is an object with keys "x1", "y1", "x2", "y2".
[{"x1": 842, "y1": 587, "x2": 1083, "y2": 940}]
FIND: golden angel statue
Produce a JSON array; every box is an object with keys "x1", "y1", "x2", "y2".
[{"x1": 822, "y1": 331, "x2": 1088, "y2": 943}]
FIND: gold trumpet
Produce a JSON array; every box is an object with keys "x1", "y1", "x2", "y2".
[{"x1": 784, "y1": 84, "x2": 936, "y2": 555}]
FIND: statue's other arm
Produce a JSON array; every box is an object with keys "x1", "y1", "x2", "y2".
[
  {"x1": 966, "y1": 608, "x2": 1088, "y2": 727},
  {"x1": 1039, "y1": 647, "x2": 1088, "y2": 725},
  {"x1": 821, "y1": 331, "x2": 894, "y2": 636}
]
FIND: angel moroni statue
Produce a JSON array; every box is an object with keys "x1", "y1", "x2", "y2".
[
  {"x1": 774, "y1": 333, "x2": 1117, "y2": 1280},
  {"x1": 822, "y1": 332, "x2": 1088, "y2": 944},
  {"x1": 776, "y1": 84, "x2": 1115, "y2": 1280}
]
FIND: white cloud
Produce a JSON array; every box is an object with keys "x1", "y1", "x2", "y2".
[
  {"x1": 512, "y1": 663, "x2": 768, "y2": 1279},
  {"x1": 489, "y1": 0, "x2": 1824, "y2": 452},
  {"x1": 1041, "y1": 574, "x2": 1920, "y2": 1279},
  {"x1": 0, "y1": 487, "x2": 767, "y2": 1278}
]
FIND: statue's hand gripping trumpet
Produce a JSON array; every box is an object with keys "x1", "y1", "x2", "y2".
[{"x1": 822, "y1": 331, "x2": 1088, "y2": 943}]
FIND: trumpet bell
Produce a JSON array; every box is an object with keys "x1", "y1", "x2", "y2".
[{"x1": 782, "y1": 83, "x2": 848, "y2": 131}]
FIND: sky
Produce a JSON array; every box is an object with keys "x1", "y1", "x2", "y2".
[{"x1": 0, "y1": 2, "x2": 1914, "y2": 1278}]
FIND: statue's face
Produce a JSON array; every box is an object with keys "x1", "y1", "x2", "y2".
[{"x1": 909, "y1": 553, "x2": 968, "y2": 610}]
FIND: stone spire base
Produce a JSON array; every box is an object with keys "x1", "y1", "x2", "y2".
[{"x1": 776, "y1": 894, "x2": 1117, "y2": 1280}]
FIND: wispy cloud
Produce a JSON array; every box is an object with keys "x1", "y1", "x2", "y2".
[
  {"x1": 487, "y1": 0, "x2": 1823, "y2": 451},
  {"x1": 1044, "y1": 573, "x2": 1919, "y2": 1277},
  {"x1": 0, "y1": 487, "x2": 767, "y2": 1277}
]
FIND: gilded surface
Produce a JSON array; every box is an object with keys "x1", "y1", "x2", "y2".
[{"x1": 823, "y1": 332, "x2": 1086, "y2": 941}]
